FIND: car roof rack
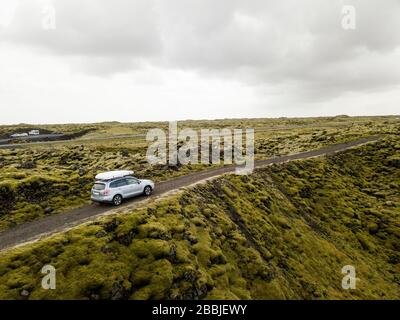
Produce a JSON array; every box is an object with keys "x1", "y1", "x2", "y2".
[{"x1": 95, "y1": 170, "x2": 134, "y2": 181}]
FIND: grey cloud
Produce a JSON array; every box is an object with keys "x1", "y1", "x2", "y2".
[
  {"x1": 2, "y1": 0, "x2": 400, "y2": 96},
  {"x1": 158, "y1": 0, "x2": 400, "y2": 99},
  {"x1": 1, "y1": 0, "x2": 161, "y2": 74}
]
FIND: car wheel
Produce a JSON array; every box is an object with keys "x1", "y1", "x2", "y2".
[
  {"x1": 144, "y1": 186, "x2": 152, "y2": 196},
  {"x1": 113, "y1": 194, "x2": 123, "y2": 206}
]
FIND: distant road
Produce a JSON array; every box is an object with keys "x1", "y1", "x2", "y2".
[
  {"x1": 0, "y1": 134, "x2": 66, "y2": 147},
  {"x1": 0, "y1": 122, "x2": 356, "y2": 149},
  {"x1": 0, "y1": 135, "x2": 381, "y2": 252}
]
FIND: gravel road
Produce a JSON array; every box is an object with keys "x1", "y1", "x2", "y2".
[{"x1": 0, "y1": 135, "x2": 381, "y2": 252}]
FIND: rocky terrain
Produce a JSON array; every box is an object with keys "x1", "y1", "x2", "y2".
[
  {"x1": 0, "y1": 135, "x2": 398, "y2": 299},
  {"x1": 0, "y1": 116, "x2": 397, "y2": 232}
]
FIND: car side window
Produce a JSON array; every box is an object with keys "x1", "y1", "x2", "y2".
[
  {"x1": 126, "y1": 178, "x2": 139, "y2": 185},
  {"x1": 117, "y1": 179, "x2": 128, "y2": 187},
  {"x1": 110, "y1": 179, "x2": 127, "y2": 188}
]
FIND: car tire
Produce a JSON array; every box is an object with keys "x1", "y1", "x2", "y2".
[
  {"x1": 144, "y1": 186, "x2": 152, "y2": 196},
  {"x1": 112, "y1": 194, "x2": 123, "y2": 206}
]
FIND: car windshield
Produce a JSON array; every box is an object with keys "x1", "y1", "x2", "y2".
[{"x1": 93, "y1": 183, "x2": 105, "y2": 191}]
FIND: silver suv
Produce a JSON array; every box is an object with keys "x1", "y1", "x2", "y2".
[{"x1": 91, "y1": 171, "x2": 155, "y2": 206}]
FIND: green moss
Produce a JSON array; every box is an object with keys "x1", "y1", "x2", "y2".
[
  {"x1": 1, "y1": 116, "x2": 398, "y2": 231},
  {"x1": 0, "y1": 122, "x2": 399, "y2": 300}
]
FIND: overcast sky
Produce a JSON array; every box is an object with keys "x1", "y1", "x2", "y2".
[{"x1": 0, "y1": 0, "x2": 399, "y2": 124}]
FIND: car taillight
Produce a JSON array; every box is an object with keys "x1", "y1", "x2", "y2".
[{"x1": 102, "y1": 189, "x2": 110, "y2": 196}]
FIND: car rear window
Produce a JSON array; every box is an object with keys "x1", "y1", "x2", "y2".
[{"x1": 93, "y1": 183, "x2": 106, "y2": 191}]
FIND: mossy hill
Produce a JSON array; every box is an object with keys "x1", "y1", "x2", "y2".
[
  {"x1": 1, "y1": 116, "x2": 398, "y2": 232},
  {"x1": 0, "y1": 136, "x2": 399, "y2": 299}
]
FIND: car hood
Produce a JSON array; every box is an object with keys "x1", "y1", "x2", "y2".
[{"x1": 140, "y1": 179, "x2": 154, "y2": 185}]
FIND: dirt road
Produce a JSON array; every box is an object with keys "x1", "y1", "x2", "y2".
[{"x1": 0, "y1": 135, "x2": 381, "y2": 252}]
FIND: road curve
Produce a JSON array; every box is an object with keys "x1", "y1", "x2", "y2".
[{"x1": 0, "y1": 135, "x2": 381, "y2": 252}]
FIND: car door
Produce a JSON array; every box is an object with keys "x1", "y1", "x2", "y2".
[
  {"x1": 125, "y1": 178, "x2": 142, "y2": 196},
  {"x1": 117, "y1": 179, "x2": 132, "y2": 198},
  {"x1": 110, "y1": 179, "x2": 129, "y2": 197}
]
